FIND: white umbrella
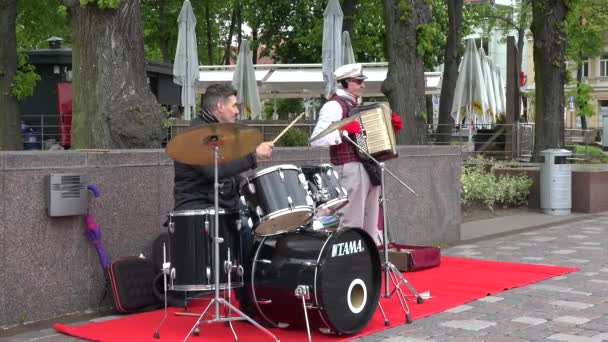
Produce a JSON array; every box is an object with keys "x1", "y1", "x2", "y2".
[
  {"x1": 321, "y1": 0, "x2": 343, "y2": 98},
  {"x1": 232, "y1": 39, "x2": 261, "y2": 120},
  {"x1": 492, "y1": 64, "x2": 506, "y2": 117},
  {"x1": 451, "y1": 38, "x2": 489, "y2": 125},
  {"x1": 451, "y1": 39, "x2": 489, "y2": 146},
  {"x1": 479, "y1": 48, "x2": 497, "y2": 124},
  {"x1": 341, "y1": 31, "x2": 356, "y2": 65},
  {"x1": 173, "y1": 0, "x2": 199, "y2": 121}
]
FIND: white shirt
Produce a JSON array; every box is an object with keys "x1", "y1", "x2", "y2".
[{"x1": 310, "y1": 89, "x2": 358, "y2": 147}]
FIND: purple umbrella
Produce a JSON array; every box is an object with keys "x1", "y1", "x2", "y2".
[{"x1": 85, "y1": 185, "x2": 110, "y2": 270}]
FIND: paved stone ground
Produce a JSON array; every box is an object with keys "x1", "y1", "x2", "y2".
[
  {"x1": 2, "y1": 213, "x2": 607, "y2": 341},
  {"x1": 354, "y1": 213, "x2": 608, "y2": 342}
]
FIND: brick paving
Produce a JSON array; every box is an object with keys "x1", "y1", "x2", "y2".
[
  {"x1": 2, "y1": 212, "x2": 608, "y2": 342},
  {"x1": 354, "y1": 213, "x2": 608, "y2": 342}
]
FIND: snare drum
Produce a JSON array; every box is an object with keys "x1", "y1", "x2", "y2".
[
  {"x1": 167, "y1": 209, "x2": 242, "y2": 291},
  {"x1": 240, "y1": 165, "x2": 314, "y2": 236},
  {"x1": 244, "y1": 228, "x2": 381, "y2": 335},
  {"x1": 301, "y1": 164, "x2": 348, "y2": 213}
]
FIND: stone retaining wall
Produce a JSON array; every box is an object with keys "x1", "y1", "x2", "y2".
[{"x1": 0, "y1": 146, "x2": 461, "y2": 327}]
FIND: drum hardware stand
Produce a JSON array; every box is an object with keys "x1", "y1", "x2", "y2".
[
  {"x1": 183, "y1": 142, "x2": 279, "y2": 342},
  {"x1": 153, "y1": 243, "x2": 171, "y2": 338},
  {"x1": 340, "y1": 132, "x2": 424, "y2": 324},
  {"x1": 295, "y1": 285, "x2": 313, "y2": 342}
]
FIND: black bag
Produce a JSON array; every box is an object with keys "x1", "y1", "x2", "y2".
[
  {"x1": 361, "y1": 159, "x2": 382, "y2": 186},
  {"x1": 107, "y1": 256, "x2": 161, "y2": 313}
]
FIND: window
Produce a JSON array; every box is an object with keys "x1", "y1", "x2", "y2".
[
  {"x1": 474, "y1": 38, "x2": 489, "y2": 55},
  {"x1": 583, "y1": 59, "x2": 589, "y2": 78},
  {"x1": 600, "y1": 55, "x2": 608, "y2": 77}
]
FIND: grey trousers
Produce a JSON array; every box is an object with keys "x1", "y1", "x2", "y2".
[{"x1": 334, "y1": 162, "x2": 381, "y2": 244}]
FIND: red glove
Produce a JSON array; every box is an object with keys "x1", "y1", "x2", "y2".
[
  {"x1": 341, "y1": 120, "x2": 362, "y2": 135},
  {"x1": 391, "y1": 112, "x2": 403, "y2": 132}
]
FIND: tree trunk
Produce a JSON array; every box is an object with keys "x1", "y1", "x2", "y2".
[
  {"x1": 576, "y1": 57, "x2": 587, "y2": 130},
  {"x1": 205, "y1": 0, "x2": 212, "y2": 64},
  {"x1": 530, "y1": 0, "x2": 567, "y2": 160},
  {"x1": 342, "y1": 0, "x2": 356, "y2": 39},
  {"x1": 436, "y1": 0, "x2": 463, "y2": 144},
  {"x1": 223, "y1": 6, "x2": 237, "y2": 65},
  {"x1": 158, "y1": 0, "x2": 170, "y2": 63},
  {"x1": 236, "y1": 0, "x2": 242, "y2": 50},
  {"x1": 382, "y1": 0, "x2": 430, "y2": 145},
  {"x1": 64, "y1": 0, "x2": 164, "y2": 148},
  {"x1": 517, "y1": 28, "x2": 525, "y2": 76},
  {"x1": 425, "y1": 95, "x2": 433, "y2": 125},
  {"x1": 252, "y1": 26, "x2": 258, "y2": 64},
  {"x1": 0, "y1": 0, "x2": 22, "y2": 150}
]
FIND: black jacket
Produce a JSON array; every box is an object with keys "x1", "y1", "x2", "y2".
[{"x1": 173, "y1": 111, "x2": 257, "y2": 211}]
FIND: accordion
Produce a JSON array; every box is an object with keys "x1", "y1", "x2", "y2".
[{"x1": 348, "y1": 103, "x2": 398, "y2": 161}]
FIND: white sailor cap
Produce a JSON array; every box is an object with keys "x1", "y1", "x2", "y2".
[{"x1": 334, "y1": 63, "x2": 367, "y2": 81}]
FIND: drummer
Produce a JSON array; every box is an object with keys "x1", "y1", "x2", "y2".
[
  {"x1": 310, "y1": 64, "x2": 402, "y2": 245},
  {"x1": 173, "y1": 83, "x2": 273, "y2": 212}
]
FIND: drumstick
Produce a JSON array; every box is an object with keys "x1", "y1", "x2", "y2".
[
  {"x1": 174, "y1": 312, "x2": 204, "y2": 317},
  {"x1": 271, "y1": 112, "x2": 306, "y2": 144}
]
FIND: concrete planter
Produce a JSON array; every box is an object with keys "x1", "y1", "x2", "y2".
[
  {"x1": 571, "y1": 164, "x2": 608, "y2": 213},
  {"x1": 495, "y1": 163, "x2": 608, "y2": 213}
]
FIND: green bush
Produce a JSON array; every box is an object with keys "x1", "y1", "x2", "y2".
[
  {"x1": 572, "y1": 145, "x2": 608, "y2": 164},
  {"x1": 461, "y1": 155, "x2": 532, "y2": 211},
  {"x1": 276, "y1": 127, "x2": 310, "y2": 147}
]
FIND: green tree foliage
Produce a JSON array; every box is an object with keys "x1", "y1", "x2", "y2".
[
  {"x1": 13, "y1": 0, "x2": 69, "y2": 100},
  {"x1": 275, "y1": 127, "x2": 310, "y2": 147},
  {"x1": 79, "y1": 0, "x2": 120, "y2": 8},
  {"x1": 141, "y1": 0, "x2": 239, "y2": 64},
  {"x1": 465, "y1": 0, "x2": 531, "y2": 69},
  {"x1": 569, "y1": 82, "x2": 594, "y2": 121},
  {"x1": 16, "y1": 0, "x2": 70, "y2": 50},
  {"x1": 262, "y1": 98, "x2": 304, "y2": 120},
  {"x1": 565, "y1": 0, "x2": 608, "y2": 62},
  {"x1": 564, "y1": 0, "x2": 608, "y2": 129},
  {"x1": 10, "y1": 53, "x2": 40, "y2": 100}
]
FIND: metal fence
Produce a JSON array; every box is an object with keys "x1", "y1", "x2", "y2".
[{"x1": 19, "y1": 115, "x2": 603, "y2": 161}]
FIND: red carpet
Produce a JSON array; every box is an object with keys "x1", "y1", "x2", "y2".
[{"x1": 54, "y1": 256, "x2": 577, "y2": 342}]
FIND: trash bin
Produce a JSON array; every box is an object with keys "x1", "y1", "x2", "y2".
[
  {"x1": 540, "y1": 149, "x2": 572, "y2": 215},
  {"x1": 23, "y1": 130, "x2": 42, "y2": 150}
]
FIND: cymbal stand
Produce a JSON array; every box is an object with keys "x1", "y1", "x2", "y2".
[
  {"x1": 340, "y1": 131, "x2": 424, "y2": 324},
  {"x1": 183, "y1": 141, "x2": 279, "y2": 342},
  {"x1": 153, "y1": 243, "x2": 171, "y2": 338}
]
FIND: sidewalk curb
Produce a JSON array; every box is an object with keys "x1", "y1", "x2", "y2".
[{"x1": 454, "y1": 212, "x2": 600, "y2": 246}]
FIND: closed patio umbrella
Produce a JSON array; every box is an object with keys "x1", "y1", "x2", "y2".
[
  {"x1": 341, "y1": 31, "x2": 356, "y2": 65},
  {"x1": 232, "y1": 39, "x2": 261, "y2": 120},
  {"x1": 321, "y1": 0, "x2": 343, "y2": 98},
  {"x1": 173, "y1": 0, "x2": 199, "y2": 121},
  {"x1": 451, "y1": 39, "x2": 489, "y2": 146}
]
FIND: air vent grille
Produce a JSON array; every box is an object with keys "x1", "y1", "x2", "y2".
[{"x1": 46, "y1": 173, "x2": 89, "y2": 217}]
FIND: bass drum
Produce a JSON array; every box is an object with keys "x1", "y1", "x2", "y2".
[{"x1": 246, "y1": 228, "x2": 381, "y2": 335}]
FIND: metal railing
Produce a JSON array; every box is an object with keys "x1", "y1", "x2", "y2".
[
  {"x1": 20, "y1": 114, "x2": 63, "y2": 150},
  {"x1": 20, "y1": 114, "x2": 604, "y2": 162}
]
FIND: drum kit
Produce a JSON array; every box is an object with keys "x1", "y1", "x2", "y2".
[{"x1": 155, "y1": 113, "x2": 423, "y2": 342}]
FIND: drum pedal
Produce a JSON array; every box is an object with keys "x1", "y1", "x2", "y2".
[{"x1": 295, "y1": 285, "x2": 313, "y2": 342}]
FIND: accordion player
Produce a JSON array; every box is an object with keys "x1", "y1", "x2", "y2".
[{"x1": 348, "y1": 103, "x2": 398, "y2": 161}]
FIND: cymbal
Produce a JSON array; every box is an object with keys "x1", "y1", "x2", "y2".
[
  {"x1": 166, "y1": 123, "x2": 263, "y2": 165},
  {"x1": 309, "y1": 115, "x2": 359, "y2": 143}
]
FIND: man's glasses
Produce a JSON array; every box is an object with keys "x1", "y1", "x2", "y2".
[{"x1": 348, "y1": 79, "x2": 364, "y2": 85}]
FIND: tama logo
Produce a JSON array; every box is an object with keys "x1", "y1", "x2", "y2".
[{"x1": 331, "y1": 240, "x2": 364, "y2": 257}]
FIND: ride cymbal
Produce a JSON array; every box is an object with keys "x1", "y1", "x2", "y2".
[{"x1": 166, "y1": 123, "x2": 263, "y2": 165}]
